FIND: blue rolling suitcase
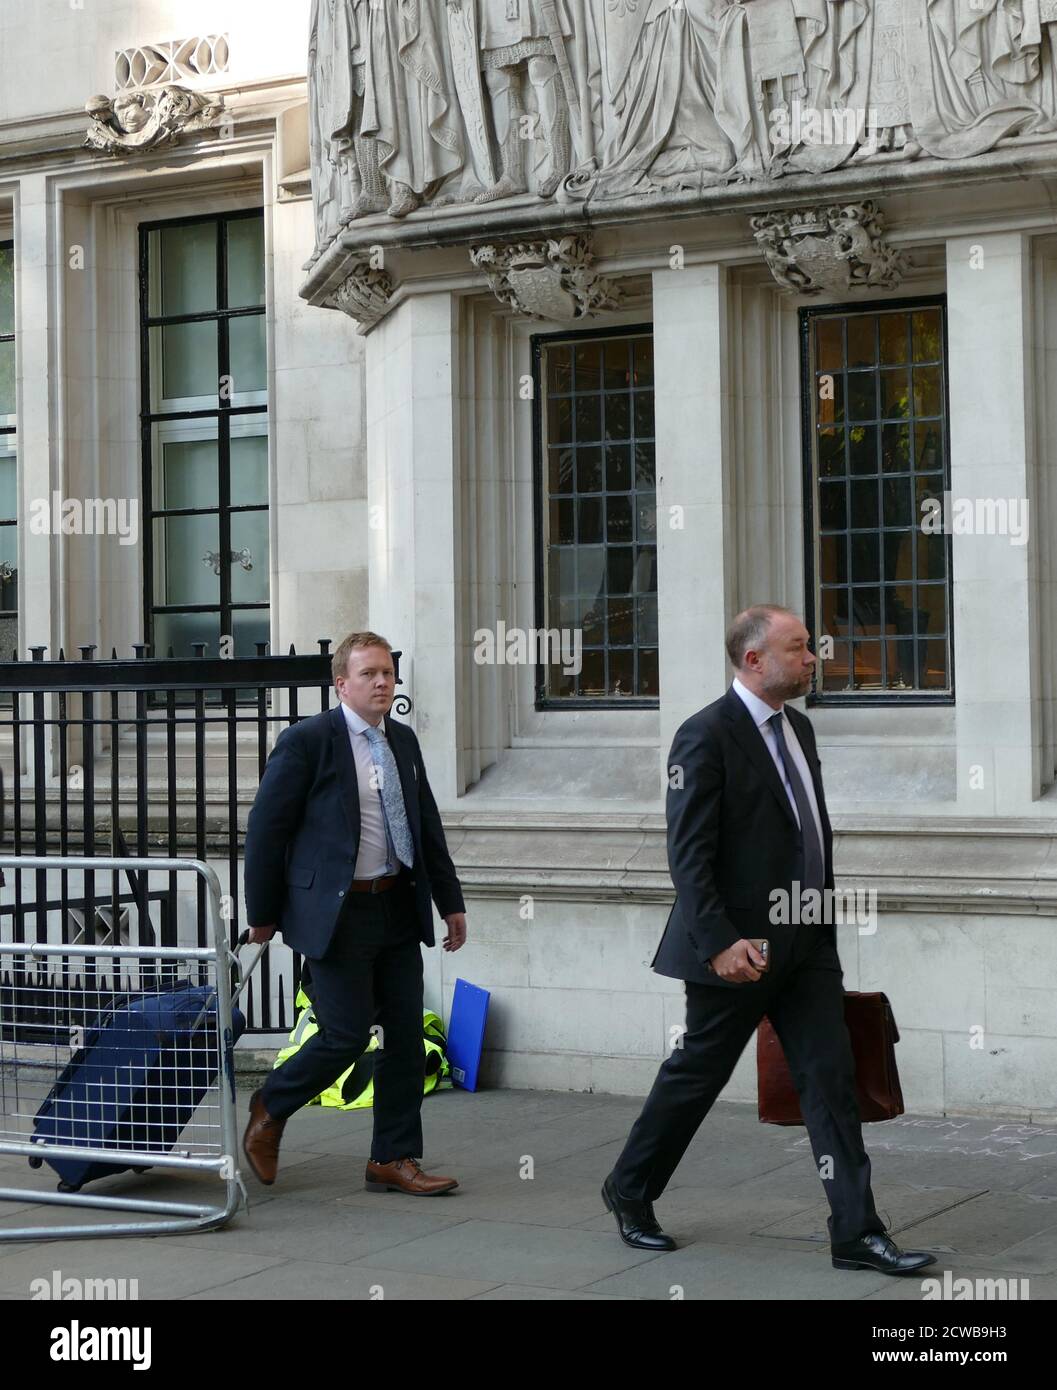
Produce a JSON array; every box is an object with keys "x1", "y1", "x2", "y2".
[{"x1": 28, "y1": 936, "x2": 264, "y2": 1192}]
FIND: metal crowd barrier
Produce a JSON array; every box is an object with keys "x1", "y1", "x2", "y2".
[{"x1": 0, "y1": 855, "x2": 258, "y2": 1242}]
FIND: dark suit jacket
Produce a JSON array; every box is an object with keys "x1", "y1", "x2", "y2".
[
  {"x1": 244, "y1": 705, "x2": 466, "y2": 959},
  {"x1": 651, "y1": 686, "x2": 835, "y2": 986}
]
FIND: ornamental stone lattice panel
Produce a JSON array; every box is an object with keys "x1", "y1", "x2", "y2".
[{"x1": 114, "y1": 35, "x2": 230, "y2": 91}]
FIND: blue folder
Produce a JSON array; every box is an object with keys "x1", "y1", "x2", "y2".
[{"x1": 446, "y1": 979, "x2": 490, "y2": 1092}]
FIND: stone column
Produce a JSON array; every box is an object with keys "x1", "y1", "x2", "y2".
[
  {"x1": 365, "y1": 291, "x2": 460, "y2": 805},
  {"x1": 16, "y1": 173, "x2": 58, "y2": 658},
  {"x1": 652, "y1": 263, "x2": 735, "y2": 780},
  {"x1": 946, "y1": 233, "x2": 1040, "y2": 812}
]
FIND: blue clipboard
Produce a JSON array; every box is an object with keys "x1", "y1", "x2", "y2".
[{"x1": 446, "y1": 979, "x2": 490, "y2": 1092}]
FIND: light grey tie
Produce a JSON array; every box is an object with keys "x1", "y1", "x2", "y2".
[{"x1": 362, "y1": 725, "x2": 415, "y2": 870}]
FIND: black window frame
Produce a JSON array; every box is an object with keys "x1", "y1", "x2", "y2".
[
  {"x1": 138, "y1": 207, "x2": 269, "y2": 665},
  {"x1": 531, "y1": 321, "x2": 659, "y2": 710},
  {"x1": 800, "y1": 294, "x2": 956, "y2": 707},
  {"x1": 0, "y1": 240, "x2": 16, "y2": 640}
]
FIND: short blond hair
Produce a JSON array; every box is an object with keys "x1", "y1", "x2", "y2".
[{"x1": 331, "y1": 631, "x2": 393, "y2": 682}]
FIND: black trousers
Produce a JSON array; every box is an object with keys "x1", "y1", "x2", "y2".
[
  {"x1": 611, "y1": 919, "x2": 885, "y2": 1247},
  {"x1": 260, "y1": 875, "x2": 426, "y2": 1163}
]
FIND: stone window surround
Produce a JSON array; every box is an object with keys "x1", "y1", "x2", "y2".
[
  {"x1": 138, "y1": 207, "x2": 271, "y2": 663},
  {"x1": 370, "y1": 228, "x2": 1057, "y2": 821},
  {"x1": 0, "y1": 156, "x2": 274, "y2": 683},
  {"x1": 451, "y1": 266, "x2": 967, "y2": 812}
]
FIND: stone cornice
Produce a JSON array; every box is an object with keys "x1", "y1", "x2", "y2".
[
  {"x1": 300, "y1": 137, "x2": 1057, "y2": 309},
  {"x1": 0, "y1": 79, "x2": 305, "y2": 172},
  {"x1": 440, "y1": 812, "x2": 1057, "y2": 915}
]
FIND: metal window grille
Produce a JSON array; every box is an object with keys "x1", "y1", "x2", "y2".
[{"x1": 802, "y1": 299, "x2": 954, "y2": 702}]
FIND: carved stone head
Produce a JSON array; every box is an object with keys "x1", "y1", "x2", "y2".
[{"x1": 113, "y1": 93, "x2": 151, "y2": 133}]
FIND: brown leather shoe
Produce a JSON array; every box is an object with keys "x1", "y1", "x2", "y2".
[
  {"x1": 242, "y1": 1089, "x2": 287, "y2": 1186},
  {"x1": 365, "y1": 1158, "x2": 458, "y2": 1196}
]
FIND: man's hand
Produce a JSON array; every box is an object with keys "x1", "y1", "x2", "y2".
[
  {"x1": 248, "y1": 925, "x2": 276, "y2": 945},
  {"x1": 442, "y1": 912, "x2": 467, "y2": 952},
  {"x1": 710, "y1": 939, "x2": 767, "y2": 984}
]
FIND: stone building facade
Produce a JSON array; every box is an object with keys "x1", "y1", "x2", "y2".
[{"x1": 2, "y1": 1, "x2": 1057, "y2": 1117}]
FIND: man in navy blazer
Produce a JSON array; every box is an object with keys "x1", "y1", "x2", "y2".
[{"x1": 242, "y1": 631, "x2": 467, "y2": 1196}]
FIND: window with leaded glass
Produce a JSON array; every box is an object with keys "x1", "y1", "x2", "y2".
[
  {"x1": 140, "y1": 211, "x2": 269, "y2": 660},
  {"x1": 0, "y1": 242, "x2": 15, "y2": 656},
  {"x1": 534, "y1": 328, "x2": 657, "y2": 705},
  {"x1": 804, "y1": 301, "x2": 952, "y2": 700}
]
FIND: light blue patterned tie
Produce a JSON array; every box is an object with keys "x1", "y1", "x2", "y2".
[{"x1": 362, "y1": 725, "x2": 415, "y2": 870}]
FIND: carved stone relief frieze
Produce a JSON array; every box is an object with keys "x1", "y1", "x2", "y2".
[{"x1": 303, "y1": 0, "x2": 1057, "y2": 265}]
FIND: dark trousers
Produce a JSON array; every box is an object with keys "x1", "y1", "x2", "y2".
[
  {"x1": 261, "y1": 876, "x2": 426, "y2": 1163},
  {"x1": 611, "y1": 920, "x2": 885, "y2": 1247}
]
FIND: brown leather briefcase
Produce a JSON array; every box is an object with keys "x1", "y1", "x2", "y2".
[{"x1": 756, "y1": 991, "x2": 905, "y2": 1125}]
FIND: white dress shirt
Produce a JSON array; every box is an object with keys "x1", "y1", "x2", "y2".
[
  {"x1": 731, "y1": 677, "x2": 825, "y2": 852},
  {"x1": 340, "y1": 702, "x2": 400, "y2": 879}
]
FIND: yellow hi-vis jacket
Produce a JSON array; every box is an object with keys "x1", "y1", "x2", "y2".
[{"x1": 272, "y1": 988, "x2": 451, "y2": 1109}]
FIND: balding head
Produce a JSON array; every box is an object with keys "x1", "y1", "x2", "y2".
[
  {"x1": 725, "y1": 605, "x2": 815, "y2": 707},
  {"x1": 725, "y1": 605, "x2": 797, "y2": 671}
]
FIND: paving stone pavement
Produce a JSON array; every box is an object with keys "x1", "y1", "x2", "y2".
[{"x1": 0, "y1": 1084, "x2": 1055, "y2": 1301}]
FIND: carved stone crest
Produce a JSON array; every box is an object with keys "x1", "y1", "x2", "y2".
[
  {"x1": 84, "y1": 85, "x2": 224, "y2": 155},
  {"x1": 322, "y1": 263, "x2": 395, "y2": 333},
  {"x1": 469, "y1": 234, "x2": 621, "y2": 320},
  {"x1": 750, "y1": 202, "x2": 907, "y2": 295}
]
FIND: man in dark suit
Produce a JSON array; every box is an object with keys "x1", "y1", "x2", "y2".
[
  {"x1": 603, "y1": 605, "x2": 935, "y2": 1275},
  {"x1": 242, "y1": 631, "x2": 467, "y2": 1195}
]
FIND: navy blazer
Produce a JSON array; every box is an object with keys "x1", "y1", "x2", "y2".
[
  {"x1": 651, "y1": 686, "x2": 835, "y2": 986},
  {"x1": 244, "y1": 705, "x2": 466, "y2": 959}
]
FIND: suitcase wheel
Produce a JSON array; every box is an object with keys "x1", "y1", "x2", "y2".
[
  {"x1": 28, "y1": 1157, "x2": 42, "y2": 1170},
  {"x1": 57, "y1": 1181, "x2": 81, "y2": 1194}
]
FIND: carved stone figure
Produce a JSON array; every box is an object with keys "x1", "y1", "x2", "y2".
[
  {"x1": 855, "y1": 0, "x2": 1055, "y2": 162},
  {"x1": 362, "y1": 0, "x2": 465, "y2": 217},
  {"x1": 84, "y1": 86, "x2": 223, "y2": 155},
  {"x1": 712, "y1": 1, "x2": 873, "y2": 178},
  {"x1": 448, "y1": 0, "x2": 575, "y2": 202},
  {"x1": 306, "y1": 1, "x2": 383, "y2": 269},
  {"x1": 588, "y1": 0, "x2": 736, "y2": 195},
  {"x1": 855, "y1": 0, "x2": 915, "y2": 158}
]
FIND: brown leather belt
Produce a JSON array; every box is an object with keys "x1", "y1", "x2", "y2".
[{"x1": 347, "y1": 875, "x2": 403, "y2": 895}]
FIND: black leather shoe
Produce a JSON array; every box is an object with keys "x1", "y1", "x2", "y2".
[
  {"x1": 601, "y1": 1174, "x2": 677, "y2": 1252},
  {"x1": 832, "y1": 1231, "x2": 937, "y2": 1275}
]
